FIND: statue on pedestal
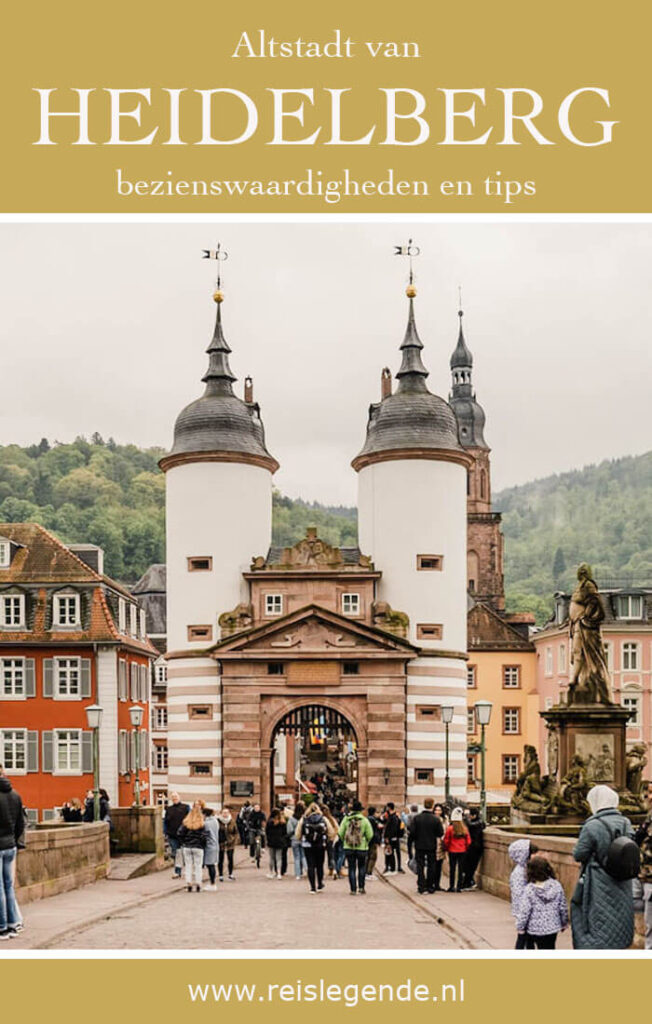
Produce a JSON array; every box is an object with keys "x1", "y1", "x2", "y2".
[
  {"x1": 568, "y1": 563, "x2": 613, "y2": 705},
  {"x1": 512, "y1": 744, "x2": 553, "y2": 813},
  {"x1": 552, "y1": 752, "x2": 590, "y2": 816}
]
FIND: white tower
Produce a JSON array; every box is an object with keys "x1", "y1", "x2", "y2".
[
  {"x1": 160, "y1": 268, "x2": 278, "y2": 806},
  {"x1": 352, "y1": 272, "x2": 471, "y2": 804}
]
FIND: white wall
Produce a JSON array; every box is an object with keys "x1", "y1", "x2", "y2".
[
  {"x1": 96, "y1": 646, "x2": 118, "y2": 802},
  {"x1": 357, "y1": 458, "x2": 468, "y2": 652},
  {"x1": 165, "y1": 460, "x2": 273, "y2": 652}
]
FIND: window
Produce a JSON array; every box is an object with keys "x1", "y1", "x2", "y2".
[
  {"x1": 267, "y1": 662, "x2": 285, "y2": 676},
  {"x1": 118, "y1": 659, "x2": 128, "y2": 700},
  {"x1": 53, "y1": 592, "x2": 80, "y2": 627},
  {"x1": 189, "y1": 761, "x2": 212, "y2": 776},
  {"x1": 341, "y1": 593, "x2": 360, "y2": 616},
  {"x1": 417, "y1": 623, "x2": 443, "y2": 640},
  {"x1": 559, "y1": 644, "x2": 567, "y2": 674},
  {"x1": 622, "y1": 693, "x2": 641, "y2": 726},
  {"x1": 153, "y1": 744, "x2": 168, "y2": 771},
  {"x1": 604, "y1": 642, "x2": 611, "y2": 668},
  {"x1": 0, "y1": 540, "x2": 10, "y2": 567},
  {"x1": 1, "y1": 658, "x2": 34, "y2": 699},
  {"x1": 502, "y1": 755, "x2": 520, "y2": 783},
  {"x1": 188, "y1": 705, "x2": 213, "y2": 720},
  {"x1": 2, "y1": 729, "x2": 26, "y2": 772},
  {"x1": 118, "y1": 598, "x2": 126, "y2": 633},
  {"x1": 129, "y1": 603, "x2": 137, "y2": 636},
  {"x1": 187, "y1": 624, "x2": 213, "y2": 642},
  {"x1": 503, "y1": 665, "x2": 520, "y2": 689},
  {"x1": 155, "y1": 661, "x2": 167, "y2": 685},
  {"x1": 25, "y1": 809, "x2": 38, "y2": 825},
  {"x1": 417, "y1": 554, "x2": 443, "y2": 571},
  {"x1": 503, "y1": 707, "x2": 521, "y2": 734},
  {"x1": 623, "y1": 643, "x2": 639, "y2": 670},
  {"x1": 1, "y1": 594, "x2": 25, "y2": 628},
  {"x1": 544, "y1": 696, "x2": 554, "y2": 710},
  {"x1": 615, "y1": 595, "x2": 644, "y2": 620},
  {"x1": 152, "y1": 705, "x2": 168, "y2": 730},
  {"x1": 415, "y1": 705, "x2": 442, "y2": 722},
  {"x1": 467, "y1": 708, "x2": 476, "y2": 734},
  {"x1": 118, "y1": 730, "x2": 128, "y2": 773},
  {"x1": 265, "y1": 594, "x2": 283, "y2": 616},
  {"x1": 187, "y1": 556, "x2": 213, "y2": 572},
  {"x1": 55, "y1": 730, "x2": 82, "y2": 772},
  {"x1": 56, "y1": 658, "x2": 81, "y2": 698},
  {"x1": 414, "y1": 768, "x2": 434, "y2": 784},
  {"x1": 342, "y1": 662, "x2": 360, "y2": 675},
  {"x1": 467, "y1": 755, "x2": 477, "y2": 784},
  {"x1": 545, "y1": 647, "x2": 553, "y2": 676},
  {"x1": 467, "y1": 664, "x2": 477, "y2": 688}
]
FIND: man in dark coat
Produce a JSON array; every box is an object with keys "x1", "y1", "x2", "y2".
[
  {"x1": 0, "y1": 769, "x2": 25, "y2": 939},
  {"x1": 383, "y1": 803, "x2": 405, "y2": 874},
  {"x1": 461, "y1": 808, "x2": 485, "y2": 890},
  {"x1": 164, "y1": 792, "x2": 189, "y2": 878},
  {"x1": 409, "y1": 798, "x2": 444, "y2": 894}
]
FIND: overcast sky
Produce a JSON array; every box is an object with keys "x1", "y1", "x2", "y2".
[{"x1": 0, "y1": 221, "x2": 649, "y2": 505}]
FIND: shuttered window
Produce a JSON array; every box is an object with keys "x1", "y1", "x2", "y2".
[
  {"x1": 118, "y1": 659, "x2": 128, "y2": 700},
  {"x1": 118, "y1": 730, "x2": 128, "y2": 773},
  {"x1": 41, "y1": 729, "x2": 91, "y2": 774},
  {"x1": 1, "y1": 729, "x2": 26, "y2": 771},
  {"x1": 1, "y1": 658, "x2": 35, "y2": 698},
  {"x1": 43, "y1": 658, "x2": 92, "y2": 700},
  {"x1": 1, "y1": 594, "x2": 25, "y2": 627}
]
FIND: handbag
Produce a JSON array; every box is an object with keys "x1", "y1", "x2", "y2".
[{"x1": 408, "y1": 856, "x2": 418, "y2": 875}]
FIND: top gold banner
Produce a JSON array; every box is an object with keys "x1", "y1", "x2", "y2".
[{"x1": 4, "y1": 0, "x2": 650, "y2": 213}]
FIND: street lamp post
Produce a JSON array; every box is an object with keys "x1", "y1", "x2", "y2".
[
  {"x1": 474, "y1": 700, "x2": 493, "y2": 824},
  {"x1": 84, "y1": 704, "x2": 103, "y2": 821},
  {"x1": 129, "y1": 704, "x2": 144, "y2": 807},
  {"x1": 440, "y1": 705, "x2": 454, "y2": 805}
]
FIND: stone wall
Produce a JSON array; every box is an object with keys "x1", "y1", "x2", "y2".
[
  {"x1": 16, "y1": 822, "x2": 110, "y2": 904},
  {"x1": 479, "y1": 826, "x2": 580, "y2": 902},
  {"x1": 111, "y1": 806, "x2": 165, "y2": 857}
]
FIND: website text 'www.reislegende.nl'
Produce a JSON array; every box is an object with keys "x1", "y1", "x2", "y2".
[{"x1": 188, "y1": 978, "x2": 466, "y2": 1009}]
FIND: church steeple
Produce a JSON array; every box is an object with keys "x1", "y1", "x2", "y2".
[
  {"x1": 448, "y1": 305, "x2": 488, "y2": 450},
  {"x1": 202, "y1": 299, "x2": 237, "y2": 395}
]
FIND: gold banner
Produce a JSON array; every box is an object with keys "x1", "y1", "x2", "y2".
[{"x1": 3, "y1": 0, "x2": 651, "y2": 211}]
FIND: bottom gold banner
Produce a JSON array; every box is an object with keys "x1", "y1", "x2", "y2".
[{"x1": 0, "y1": 959, "x2": 644, "y2": 1021}]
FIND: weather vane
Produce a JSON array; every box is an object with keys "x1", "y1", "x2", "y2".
[
  {"x1": 394, "y1": 238, "x2": 420, "y2": 294},
  {"x1": 202, "y1": 242, "x2": 229, "y2": 302}
]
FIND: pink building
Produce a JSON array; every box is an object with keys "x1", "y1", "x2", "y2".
[{"x1": 534, "y1": 586, "x2": 652, "y2": 774}]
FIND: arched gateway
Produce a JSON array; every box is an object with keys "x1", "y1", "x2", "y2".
[{"x1": 269, "y1": 702, "x2": 359, "y2": 809}]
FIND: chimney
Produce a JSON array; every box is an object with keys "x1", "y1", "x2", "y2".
[
  {"x1": 69, "y1": 544, "x2": 104, "y2": 576},
  {"x1": 244, "y1": 376, "x2": 253, "y2": 403},
  {"x1": 381, "y1": 367, "x2": 392, "y2": 399}
]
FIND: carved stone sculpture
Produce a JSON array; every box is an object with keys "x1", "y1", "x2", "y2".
[
  {"x1": 371, "y1": 601, "x2": 409, "y2": 639},
  {"x1": 218, "y1": 603, "x2": 254, "y2": 637},
  {"x1": 625, "y1": 743, "x2": 648, "y2": 798},
  {"x1": 568, "y1": 563, "x2": 613, "y2": 705},
  {"x1": 552, "y1": 753, "x2": 590, "y2": 816},
  {"x1": 512, "y1": 745, "x2": 552, "y2": 812}
]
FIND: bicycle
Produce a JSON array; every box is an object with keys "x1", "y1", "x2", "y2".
[{"x1": 249, "y1": 828, "x2": 264, "y2": 868}]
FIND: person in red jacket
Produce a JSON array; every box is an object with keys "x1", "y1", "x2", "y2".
[{"x1": 443, "y1": 807, "x2": 471, "y2": 892}]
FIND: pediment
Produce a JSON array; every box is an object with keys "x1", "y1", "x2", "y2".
[{"x1": 212, "y1": 604, "x2": 416, "y2": 657}]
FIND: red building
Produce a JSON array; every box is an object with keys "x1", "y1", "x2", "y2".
[{"x1": 0, "y1": 523, "x2": 156, "y2": 821}]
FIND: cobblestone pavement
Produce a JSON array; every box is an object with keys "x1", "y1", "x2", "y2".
[{"x1": 46, "y1": 857, "x2": 463, "y2": 950}]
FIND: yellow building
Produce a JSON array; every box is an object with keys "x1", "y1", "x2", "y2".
[{"x1": 466, "y1": 603, "x2": 538, "y2": 802}]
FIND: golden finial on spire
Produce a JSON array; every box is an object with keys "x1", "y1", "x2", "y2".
[
  {"x1": 202, "y1": 243, "x2": 228, "y2": 302},
  {"x1": 394, "y1": 239, "x2": 420, "y2": 297}
]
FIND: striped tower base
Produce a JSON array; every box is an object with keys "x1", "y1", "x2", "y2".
[
  {"x1": 166, "y1": 656, "x2": 222, "y2": 808},
  {"x1": 406, "y1": 655, "x2": 469, "y2": 804}
]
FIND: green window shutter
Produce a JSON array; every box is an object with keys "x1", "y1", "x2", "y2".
[
  {"x1": 27, "y1": 730, "x2": 39, "y2": 771},
  {"x1": 25, "y1": 658, "x2": 36, "y2": 697},
  {"x1": 42, "y1": 731, "x2": 54, "y2": 772},
  {"x1": 81, "y1": 659, "x2": 92, "y2": 698},
  {"x1": 43, "y1": 659, "x2": 54, "y2": 698},
  {"x1": 81, "y1": 732, "x2": 93, "y2": 773}
]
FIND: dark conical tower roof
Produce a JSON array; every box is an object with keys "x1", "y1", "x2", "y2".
[
  {"x1": 448, "y1": 309, "x2": 488, "y2": 450},
  {"x1": 352, "y1": 288, "x2": 468, "y2": 471},
  {"x1": 160, "y1": 294, "x2": 278, "y2": 472}
]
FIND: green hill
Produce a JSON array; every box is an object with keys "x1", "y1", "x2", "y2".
[{"x1": 0, "y1": 438, "x2": 648, "y2": 623}]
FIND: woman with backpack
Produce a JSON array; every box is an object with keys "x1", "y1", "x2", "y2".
[
  {"x1": 443, "y1": 807, "x2": 471, "y2": 892},
  {"x1": 296, "y1": 802, "x2": 335, "y2": 893},
  {"x1": 571, "y1": 784, "x2": 636, "y2": 949},
  {"x1": 338, "y1": 800, "x2": 374, "y2": 895},
  {"x1": 177, "y1": 801, "x2": 209, "y2": 893}
]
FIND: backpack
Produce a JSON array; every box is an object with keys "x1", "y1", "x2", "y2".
[
  {"x1": 303, "y1": 817, "x2": 327, "y2": 847},
  {"x1": 596, "y1": 817, "x2": 640, "y2": 881},
  {"x1": 343, "y1": 814, "x2": 363, "y2": 848}
]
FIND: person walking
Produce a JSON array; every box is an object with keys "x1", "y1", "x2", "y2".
[
  {"x1": 635, "y1": 780, "x2": 652, "y2": 949},
  {"x1": 443, "y1": 808, "x2": 471, "y2": 892},
  {"x1": 237, "y1": 801, "x2": 252, "y2": 846},
  {"x1": 247, "y1": 803, "x2": 266, "y2": 859},
  {"x1": 461, "y1": 808, "x2": 485, "y2": 890},
  {"x1": 383, "y1": 803, "x2": 405, "y2": 874},
  {"x1": 266, "y1": 809, "x2": 287, "y2": 878},
  {"x1": 177, "y1": 801, "x2": 209, "y2": 892},
  {"x1": 322, "y1": 805, "x2": 340, "y2": 880},
  {"x1": 409, "y1": 797, "x2": 444, "y2": 895},
  {"x1": 571, "y1": 784, "x2": 635, "y2": 950},
  {"x1": 433, "y1": 803, "x2": 447, "y2": 892},
  {"x1": 164, "y1": 792, "x2": 189, "y2": 878},
  {"x1": 405, "y1": 804, "x2": 419, "y2": 861},
  {"x1": 516, "y1": 856, "x2": 569, "y2": 949},
  {"x1": 202, "y1": 806, "x2": 220, "y2": 891},
  {"x1": 338, "y1": 800, "x2": 373, "y2": 895},
  {"x1": 296, "y1": 802, "x2": 333, "y2": 893},
  {"x1": 288, "y1": 803, "x2": 306, "y2": 880},
  {"x1": 365, "y1": 806, "x2": 381, "y2": 880},
  {"x1": 217, "y1": 806, "x2": 238, "y2": 881},
  {"x1": 509, "y1": 837, "x2": 538, "y2": 948},
  {"x1": 0, "y1": 768, "x2": 24, "y2": 940}
]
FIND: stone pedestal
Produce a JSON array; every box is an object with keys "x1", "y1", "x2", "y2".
[{"x1": 541, "y1": 703, "x2": 631, "y2": 793}]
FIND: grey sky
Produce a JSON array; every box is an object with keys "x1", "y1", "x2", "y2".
[{"x1": 0, "y1": 222, "x2": 649, "y2": 505}]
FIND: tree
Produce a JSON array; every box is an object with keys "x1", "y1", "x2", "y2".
[{"x1": 552, "y1": 546, "x2": 566, "y2": 581}]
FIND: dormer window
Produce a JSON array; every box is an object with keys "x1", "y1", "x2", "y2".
[
  {"x1": 54, "y1": 591, "x2": 80, "y2": 628},
  {"x1": 265, "y1": 594, "x2": 283, "y2": 617},
  {"x1": 0, "y1": 539, "x2": 10, "y2": 568},
  {"x1": 615, "y1": 595, "x2": 644, "y2": 620},
  {"x1": 1, "y1": 593, "x2": 25, "y2": 628},
  {"x1": 118, "y1": 598, "x2": 126, "y2": 634},
  {"x1": 341, "y1": 593, "x2": 360, "y2": 616}
]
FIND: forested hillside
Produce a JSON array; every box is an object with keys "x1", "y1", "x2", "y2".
[{"x1": 0, "y1": 438, "x2": 648, "y2": 623}]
